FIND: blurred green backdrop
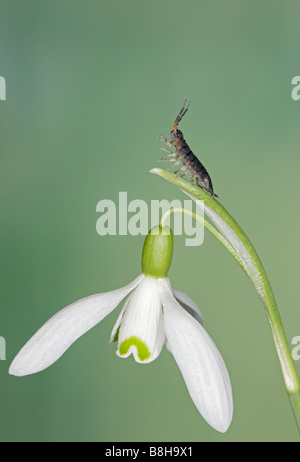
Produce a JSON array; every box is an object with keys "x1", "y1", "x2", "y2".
[{"x1": 1, "y1": 0, "x2": 300, "y2": 442}]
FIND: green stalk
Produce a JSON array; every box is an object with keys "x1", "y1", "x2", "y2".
[
  {"x1": 160, "y1": 207, "x2": 246, "y2": 271},
  {"x1": 151, "y1": 168, "x2": 300, "y2": 433}
]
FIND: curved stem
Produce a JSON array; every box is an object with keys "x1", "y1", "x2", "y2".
[
  {"x1": 151, "y1": 168, "x2": 300, "y2": 434},
  {"x1": 160, "y1": 207, "x2": 246, "y2": 272}
]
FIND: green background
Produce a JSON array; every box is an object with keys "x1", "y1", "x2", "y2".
[{"x1": 1, "y1": 0, "x2": 300, "y2": 442}]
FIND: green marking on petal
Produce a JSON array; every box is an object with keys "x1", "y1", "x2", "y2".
[
  {"x1": 119, "y1": 337, "x2": 151, "y2": 361},
  {"x1": 112, "y1": 325, "x2": 120, "y2": 342}
]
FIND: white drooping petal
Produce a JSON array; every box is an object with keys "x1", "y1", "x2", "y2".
[
  {"x1": 159, "y1": 278, "x2": 233, "y2": 433},
  {"x1": 181, "y1": 190, "x2": 263, "y2": 297},
  {"x1": 109, "y1": 294, "x2": 132, "y2": 343},
  {"x1": 9, "y1": 274, "x2": 145, "y2": 377},
  {"x1": 173, "y1": 287, "x2": 204, "y2": 326},
  {"x1": 117, "y1": 276, "x2": 165, "y2": 364}
]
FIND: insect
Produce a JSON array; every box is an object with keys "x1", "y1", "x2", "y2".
[{"x1": 159, "y1": 99, "x2": 218, "y2": 197}]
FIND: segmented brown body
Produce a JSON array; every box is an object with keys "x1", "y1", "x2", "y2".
[{"x1": 159, "y1": 100, "x2": 218, "y2": 198}]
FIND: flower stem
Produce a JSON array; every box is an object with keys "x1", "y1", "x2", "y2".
[
  {"x1": 151, "y1": 167, "x2": 300, "y2": 434},
  {"x1": 160, "y1": 207, "x2": 246, "y2": 272}
]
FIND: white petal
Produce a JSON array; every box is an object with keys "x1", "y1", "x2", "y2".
[
  {"x1": 109, "y1": 294, "x2": 132, "y2": 343},
  {"x1": 173, "y1": 287, "x2": 204, "y2": 326},
  {"x1": 159, "y1": 279, "x2": 233, "y2": 433},
  {"x1": 9, "y1": 274, "x2": 144, "y2": 377},
  {"x1": 181, "y1": 190, "x2": 264, "y2": 297},
  {"x1": 117, "y1": 276, "x2": 165, "y2": 364}
]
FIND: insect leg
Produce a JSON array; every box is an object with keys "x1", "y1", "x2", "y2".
[
  {"x1": 160, "y1": 147, "x2": 174, "y2": 154},
  {"x1": 189, "y1": 171, "x2": 195, "y2": 183},
  {"x1": 167, "y1": 159, "x2": 182, "y2": 171},
  {"x1": 179, "y1": 169, "x2": 188, "y2": 178},
  {"x1": 174, "y1": 165, "x2": 187, "y2": 176},
  {"x1": 172, "y1": 159, "x2": 182, "y2": 167},
  {"x1": 161, "y1": 147, "x2": 180, "y2": 158},
  {"x1": 159, "y1": 154, "x2": 176, "y2": 162},
  {"x1": 159, "y1": 134, "x2": 174, "y2": 147}
]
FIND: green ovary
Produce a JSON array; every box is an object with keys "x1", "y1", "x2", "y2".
[{"x1": 119, "y1": 337, "x2": 151, "y2": 361}]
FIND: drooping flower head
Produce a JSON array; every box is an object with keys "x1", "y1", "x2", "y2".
[{"x1": 9, "y1": 225, "x2": 233, "y2": 433}]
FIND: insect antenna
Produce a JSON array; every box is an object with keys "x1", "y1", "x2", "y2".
[{"x1": 173, "y1": 99, "x2": 192, "y2": 131}]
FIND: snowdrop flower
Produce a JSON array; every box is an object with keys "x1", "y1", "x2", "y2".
[{"x1": 9, "y1": 225, "x2": 233, "y2": 433}]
